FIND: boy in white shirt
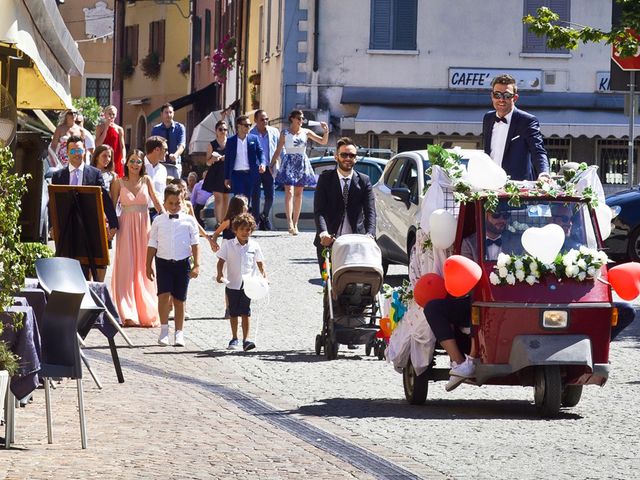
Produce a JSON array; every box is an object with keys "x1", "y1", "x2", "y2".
[
  {"x1": 146, "y1": 184, "x2": 200, "y2": 346},
  {"x1": 216, "y1": 213, "x2": 266, "y2": 351}
]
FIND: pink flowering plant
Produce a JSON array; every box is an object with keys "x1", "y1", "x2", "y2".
[{"x1": 211, "y1": 36, "x2": 237, "y2": 84}]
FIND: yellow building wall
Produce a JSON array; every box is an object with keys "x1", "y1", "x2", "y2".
[{"x1": 122, "y1": 0, "x2": 190, "y2": 149}]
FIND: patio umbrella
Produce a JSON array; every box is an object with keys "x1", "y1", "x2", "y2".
[{"x1": 188, "y1": 111, "x2": 219, "y2": 154}]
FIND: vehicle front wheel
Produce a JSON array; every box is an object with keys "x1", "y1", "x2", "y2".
[
  {"x1": 627, "y1": 227, "x2": 640, "y2": 262},
  {"x1": 403, "y1": 360, "x2": 428, "y2": 405},
  {"x1": 315, "y1": 334, "x2": 323, "y2": 356},
  {"x1": 561, "y1": 384, "x2": 583, "y2": 408},
  {"x1": 534, "y1": 366, "x2": 562, "y2": 417}
]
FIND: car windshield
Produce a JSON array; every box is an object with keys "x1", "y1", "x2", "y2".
[{"x1": 482, "y1": 199, "x2": 598, "y2": 260}]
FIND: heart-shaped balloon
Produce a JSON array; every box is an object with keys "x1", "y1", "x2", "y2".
[
  {"x1": 521, "y1": 224, "x2": 565, "y2": 264},
  {"x1": 608, "y1": 262, "x2": 640, "y2": 300},
  {"x1": 413, "y1": 273, "x2": 448, "y2": 307},
  {"x1": 595, "y1": 204, "x2": 613, "y2": 241},
  {"x1": 463, "y1": 152, "x2": 507, "y2": 191},
  {"x1": 443, "y1": 255, "x2": 482, "y2": 297},
  {"x1": 429, "y1": 209, "x2": 457, "y2": 249}
]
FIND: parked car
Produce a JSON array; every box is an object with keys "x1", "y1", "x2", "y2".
[
  {"x1": 604, "y1": 188, "x2": 636, "y2": 261},
  {"x1": 373, "y1": 149, "x2": 482, "y2": 271},
  {"x1": 200, "y1": 154, "x2": 389, "y2": 232}
]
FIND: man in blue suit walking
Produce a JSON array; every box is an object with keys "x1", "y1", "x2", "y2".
[
  {"x1": 482, "y1": 74, "x2": 549, "y2": 181},
  {"x1": 224, "y1": 115, "x2": 267, "y2": 198}
]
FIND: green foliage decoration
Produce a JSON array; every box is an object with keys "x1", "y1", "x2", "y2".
[
  {"x1": 72, "y1": 97, "x2": 102, "y2": 132},
  {"x1": 18, "y1": 242, "x2": 54, "y2": 278}
]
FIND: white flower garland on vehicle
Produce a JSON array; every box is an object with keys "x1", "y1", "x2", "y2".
[{"x1": 489, "y1": 246, "x2": 608, "y2": 286}]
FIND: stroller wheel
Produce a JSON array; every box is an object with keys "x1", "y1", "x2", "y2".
[
  {"x1": 315, "y1": 334, "x2": 323, "y2": 355},
  {"x1": 377, "y1": 341, "x2": 386, "y2": 361},
  {"x1": 324, "y1": 335, "x2": 338, "y2": 360},
  {"x1": 365, "y1": 341, "x2": 373, "y2": 356}
]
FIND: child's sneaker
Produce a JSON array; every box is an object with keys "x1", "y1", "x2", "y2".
[
  {"x1": 227, "y1": 338, "x2": 240, "y2": 350},
  {"x1": 243, "y1": 340, "x2": 256, "y2": 352},
  {"x1": 174, "y1": 330, "x2": 185, "y2": 347},
  {"x1": 158, "y1": 330, "x2": 170, "y2": 346}
]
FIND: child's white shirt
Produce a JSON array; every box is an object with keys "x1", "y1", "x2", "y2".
[{"x1": 217, "y1": 237, "x2": 264, "y2": 289}]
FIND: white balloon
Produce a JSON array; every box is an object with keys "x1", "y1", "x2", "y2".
[
  {"x1": 595, "y1": 204, "x2": 613, "y2": 241},
  {"x1": 521, "y1": 224, "x2": 565, "y2": 264},
  {"x1": 463, "y1": 152, "x2": 508, "y2": 191},
  {"x1": 242, "y1": 274, "x2": 269, "y2": 300},
  {"x1": 429, "y1": 209, "x2": 457, "y2": 249}
]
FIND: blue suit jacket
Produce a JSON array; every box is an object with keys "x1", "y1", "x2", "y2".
[
  {"x1": 224, "y1": 134, "x2": 267, "y2": 180},
  {"x1": 482, "y1": 107, "x2": 549, "y2": 181}
]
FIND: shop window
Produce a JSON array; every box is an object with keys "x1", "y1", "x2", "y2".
[
  {"x1": 598, "y1": 139, "x2": 639, "y2": 185},
  {"x1": 544, "y1": 137, "x2": 571, "y2": 173}
]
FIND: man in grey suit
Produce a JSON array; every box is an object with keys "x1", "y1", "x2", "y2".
[{"x1": 461, "y1": 208, "x2": 515, "y2": 261}]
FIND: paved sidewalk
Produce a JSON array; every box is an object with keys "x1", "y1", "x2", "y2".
[{"x1": 1, "y1": 327, "x2": 383, "y2": 480}]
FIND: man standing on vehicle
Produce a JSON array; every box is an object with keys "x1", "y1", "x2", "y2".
[
  {"x1": 249, "y1": 110, "x2": 281, "y2": 230},
  {"x1": 482, "y1": 74, "x2": 550, "y2": 181},
  {"x1": 151, "y1": 103, "x2": 186, "y2": 178},
  {"x1": 313, "y1": 137, "x2": 376, "y2": 273}
]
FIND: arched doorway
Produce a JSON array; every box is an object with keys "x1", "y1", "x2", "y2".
[{"x1": 136, "y1": 114, "x2": 147, "y2": 151}]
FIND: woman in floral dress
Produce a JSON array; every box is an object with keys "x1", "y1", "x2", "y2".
[{"x1": 272, "y1": 109, "x2": 328, "y2": 235}]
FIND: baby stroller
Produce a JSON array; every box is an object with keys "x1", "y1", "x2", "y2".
[{"x1": 315, "y1": 234, "x2": 384, "y2": 360}]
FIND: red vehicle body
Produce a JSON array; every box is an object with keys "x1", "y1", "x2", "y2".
[{"x1": 403, "y1": 196, "x2": 616, "y2": 417}]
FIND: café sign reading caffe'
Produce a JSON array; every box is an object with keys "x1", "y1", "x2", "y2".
[{"x1": 449, "y1": 68, "x2": 542, "y2": 91}]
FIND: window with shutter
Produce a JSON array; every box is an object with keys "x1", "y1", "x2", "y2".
[
  {"x1": 193, "y1": 16, "x2": 202, "y2": 62},
  {"x1": 204, "y1": 9, "x2": 212, "y2": 57},
  {"x1": 370, "y1": 0, "x2": 417, "y2": 50},
  {"x1": 159, "y1": 20, "x2": 165, "y2": 62},
  {"x1": 523, "y1": 0, "x2": 570, "y2": 53},
  {"x1": 125, "y1": 25, "x2": 139, "y2": 64}
]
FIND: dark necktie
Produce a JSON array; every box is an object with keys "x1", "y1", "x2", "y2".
[
  {"x1": 169, "y1": 214, "x2": 179, "y2": 219},
  {"x1": 486, "y1": 237, "x2": 502, "y2": 247},
  {"x1": 495, "y1": 116, "x2": 507, "y2": 124},
  {"x1": 342, "y1": 178, "x2": 349, "y2": 206}
]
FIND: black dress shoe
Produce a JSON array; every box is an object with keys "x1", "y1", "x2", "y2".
[{"x1": 261, "y1": 214, "x2": 272, "y2": 231}]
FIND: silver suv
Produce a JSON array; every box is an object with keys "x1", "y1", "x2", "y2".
[{"x1": 373, "y1": 149, "x2": 482, "y2": 272}]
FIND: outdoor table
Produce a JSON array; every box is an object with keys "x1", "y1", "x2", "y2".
[{"x1": 16, "y1": 288, "x2": 46, "y2": 332}]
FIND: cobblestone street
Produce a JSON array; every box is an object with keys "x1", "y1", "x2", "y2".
[{"x1": 2, "y1": 231, "x2": 639, "y2": 479}]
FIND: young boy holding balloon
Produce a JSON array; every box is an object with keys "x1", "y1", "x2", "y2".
[{"x1": 216, "y1": 213, "x2": 267, "y2": 351}]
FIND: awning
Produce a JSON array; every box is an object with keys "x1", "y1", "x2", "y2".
[
  {"x1": 147, "y1": 83, "x2": 219, "y2": 123},
  {"x1": 354, "y1": 105, "x2": 640, "y2": 139},
  {"x1": 0, "y1": 0, "x2": 84, "y2": 109}
]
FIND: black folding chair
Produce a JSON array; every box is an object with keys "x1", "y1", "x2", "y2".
[
  {"x1": 35, "y1": 257, "x2": 127, "y2": 385},
  {"x1": 40, "y1": 290, "x2": 88, "y2": 449}
]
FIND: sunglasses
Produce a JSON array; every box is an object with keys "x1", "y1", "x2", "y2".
[
  {"x1": 129, "y1": 159, "x2": 143, "y2": 165},
  {"x1": 74, "y1": 120, "x2": 82, "y2": 125},
  {"x1": 217, "y1": 128, "x2": 228, "y2": 132},
  {"x1": 338, "y1": 152, "x2": 357, "y2": 159},
  {"x1": 490, "y1": 212, "x2": 510, "y2": 220},
  {"x1": 239, "y1": 123, "x2": 251, "y2": 127},
  {"x1": 492, "y1": 91, "x2": 516, "y2": 100},
  {"x1": 69, "y1": 148, "x2": 85, "y2": 155}
]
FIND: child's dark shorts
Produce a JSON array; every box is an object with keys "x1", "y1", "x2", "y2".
[
  {"x1": 226, "y1": 287, "x2": 251, "y2": 317},
  {"x1": 156, "y1": 257, "x2": 191, "y2": 301}
]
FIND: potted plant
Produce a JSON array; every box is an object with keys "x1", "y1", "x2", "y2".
[
  {"x1": 177, "y1": 55, "x2": 190, "y2": 76},
  {"x1": 18, "y1": 242, "x2": 54, "y2": 278},
  {"x1": 140, "y1": 51, "x2": 161, "y2": 79},
  {"x1": 248, "y1": 70, "x2": 261, "y2": 86},
  {"x1": 122, "y1": 55, "x2": 135, "y2": 79},
  {"x1": 0, "y1": 146, "x2": 27, "y2": 398}
]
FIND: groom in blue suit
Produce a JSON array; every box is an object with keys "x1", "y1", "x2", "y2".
[
  {"x1": 482, "y1": 74, "x2": 549, "y2": 181},
  {"x1": 224, "y1": 115, "x2": 267, "y2": 198}
]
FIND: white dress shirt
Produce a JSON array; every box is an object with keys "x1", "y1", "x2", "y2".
[
  {"x1": 337, "y1": 170, "x2": 354, "y2": 236},
  {"x1": 68, "y1": 163, "x2": 85, "y2": 185},
  {"x1": 148, "y1": 212, "x2": 199, "y2": 261},
  {"x1": 489, "y1": 109, "x2": 514, "y2": 168},
  {"x1": 216, "y1": 237, "x2": 264, "y2": 290},
  {"x1": 145, "y1": 157, "x2": 167, "y2": 207},
  {"x1": 234, "y1": 136, "x2": 250, "y2": 171}
]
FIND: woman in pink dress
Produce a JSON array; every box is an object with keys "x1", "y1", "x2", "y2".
[
  {"x1": 110, "y1": 149, "x2": 164, "y2": 327},
  {"x1": 96, "y1": 105, "x2": 126, "y2": 177}
]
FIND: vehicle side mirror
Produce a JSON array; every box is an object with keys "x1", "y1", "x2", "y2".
[{"x1": 391, "y1": 187, "x2": 411, "y2": 208}]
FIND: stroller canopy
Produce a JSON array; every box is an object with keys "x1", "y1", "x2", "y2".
[{"x1": 331, "y1": 234, "x2": 383, "y2": 277}]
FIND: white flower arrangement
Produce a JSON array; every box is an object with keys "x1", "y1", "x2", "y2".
[{"x1": 490, "y1": 247, "x2": 607, "y2": 286}]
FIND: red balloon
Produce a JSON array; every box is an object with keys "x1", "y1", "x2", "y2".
[
  {"x1": 413, "y1": 273, "x2": 447, "y2": 307},
  {"x1": 379, "y1": 317, "x2": 392, "y2": 337},
  {"x1": 608, "y1": 262, "x2": 640, "y2": 301},
  {"x1": 443, "y1": 255, "x2": 482, "y2": 297}
]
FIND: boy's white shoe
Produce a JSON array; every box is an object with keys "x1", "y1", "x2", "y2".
[
  {"x1": 174, "y1": 330, "x2": 185, "y2": 347},
  {"x1": 158, "y1": 326, "x2": 170, "y2": 346},
  {"x1": 449, "y1": 355, "x2": 475, "y2": 378}
]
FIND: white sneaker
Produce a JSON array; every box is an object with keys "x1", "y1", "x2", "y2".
[
  {"x1": 174, "y1": 330, "x2": 185, "y2": 347},
  {"x1": 445, "y1": 375, "x2": 467, "y2": 392},
  {"x1": 450, "y1": 355, "x2": 475, "y2": 378},
  {"x1": 158, "y1": 332, "x2": 170, "y2": 346}
]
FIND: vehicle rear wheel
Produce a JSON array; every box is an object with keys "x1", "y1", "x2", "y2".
[
  {"x1": 534, "y1": 366, "x2": 562, "y2": 417},
  {"x1": 627, "y1": 227, "x2": 640, "y2": 262},
  {"x1": 377, "y1": 341, "x2": 386, "y2": 360},
  {"x1": 315, "y1": 334, "x2": 323, "y2": 356},
  {"x1": 561, "y1": 384, "x2": 583, "y2": 408},
  {"x1": 365, "y1": 341, "x2": 373, "y2": 356},
  {"x1": 403, "y1": 360, "x2": 428, "y2": 405}
]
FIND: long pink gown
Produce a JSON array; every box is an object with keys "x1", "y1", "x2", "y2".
[{"x1": 112, "y1": 182, "x2": 159, "y2": 327}]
